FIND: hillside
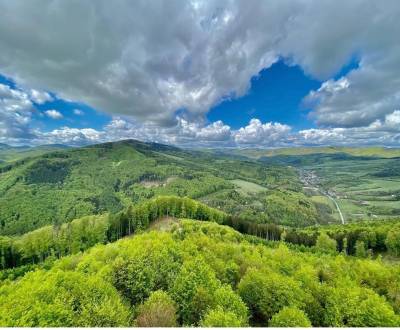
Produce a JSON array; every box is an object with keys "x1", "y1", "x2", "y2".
[
  {"x1": 1, "y1": 217, "x2": 399, "y2": 327},
  {"x1": 2, "y1": 195, "x2": 400, "y2": 271},
  {"x1": 221, "y1": 146, "x2": 400, "y2": 160},
  {"x1": 0, "y1": 140, "x2": 310, "y2": 235},
  {"x1": 0, "y1": 144, "x2": 70, "y2": 163}
]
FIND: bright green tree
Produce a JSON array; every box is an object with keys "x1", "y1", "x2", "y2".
[
  {"x1": 269, "y1": 307, "x2": 312, "y2": 327},
  {"x1": 315, "y1": 232, "x2": 337, "y2": 254},
  {"x1": 170, "y1": 258, "x2": 219, "y2": 325},
  {"x1": 200, "y1": 308, "x2": 242, "y2": 327},
  {"x1": 213, "y1": 285, "x2": 249, "y2": 326},
  {"x1": 0, "y1": 270, "x2": 130, "y2": 327},
  {"x1": 355, "y1": 240, "x2": 368, "y2": 258},
  {"x1": 238, "y1": 268, "x2": 304, "y2": 324},
  {"x1": 386, "y1": 225, "x2": 400, "y2": 256}
]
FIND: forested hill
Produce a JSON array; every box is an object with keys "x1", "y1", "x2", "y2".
[
  {"x1": 0, "y1": 144, "x2": 69, "y2": 163},
  {"x1": 0, "y1": 139, "x2": 306, "y2": 235}
]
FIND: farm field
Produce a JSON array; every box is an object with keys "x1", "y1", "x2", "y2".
[{"x1": 299, "y1": 157, "x2": 400, "y2": 222}]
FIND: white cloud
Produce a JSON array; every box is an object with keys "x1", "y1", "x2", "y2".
[
  {"x1": 45, "y1": 109, "x2": 63, "y2": 119},
  {"x1": 13, "y1": 112, "x2": 400, "y2": 148},
  {"x1": 298, "y1": 110, "x2": 400, "y2": 146},
  {"x1": 37, "y1": 127, "x2": 102, "y2": 145},
  {"x1": 29, "y1": 89, "x2": 53, "y2": 104},
  {"x1": 234, "y1": 119, "x2": 291, "y2": 146},
  {"x1": 1, "y1": 1, "x2": 400, "y2": 146},
  {"x1": 1, "y1": 0, "x2": 398, "y2": 129},
  {"x1": 73, "y1": 109, "x2": 84, "y2": 116}
]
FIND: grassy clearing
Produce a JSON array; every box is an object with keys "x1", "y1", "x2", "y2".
[{"x1": 230, "y1": 179, "x2": 268, "y2": 194}]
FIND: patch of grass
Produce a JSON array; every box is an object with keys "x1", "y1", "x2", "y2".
[{"x1": 230, "y1": 179, "x2": 268, "y2": 194}]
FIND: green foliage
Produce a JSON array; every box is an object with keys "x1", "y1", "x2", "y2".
[
  {"x1": 200, "y1": 308, "x2": 243, "y2": 327},
  {"x1": 0, "y1": 270, "x2": 130, "y2": 327},
  {"x1": 135, "y1": 290, "x2": 177, "y2": 327},
  {"x1": 1, "y1": 219, "x2": 399, "y2": 327},
  {"x1": 264, "y1": 190, "x2": 319, "y2": 226},
  {"x1": 286, "y1": 219, "x2": 400, "y2": 257},
  {"x1": 112, "y1": 235, "x2": 181, "y2": 305},
  {"x1": 355, "y1": 240, "x2": 368, "y2": 258},
  {"x1": 269, "y1": 307, "x2": 312, "y2": 327},
  {"x1": 238, "y1": 268, "x2": 305, "y2": 324},
  {"x1": 0, "y1": 196, "x2": 225, "y2": 269},
  {"x1": 24, "y1": 159, "x2": 74, "y2": 184},
  {"x1": 0, "y1": 140, "x2": 301, "y2": 235},
  {"x1": 213, "y1": 285, "x2": 249, "y2": 325},
  {"x1": 386, "y1": 224, "x2": 400, "y2": 256},
  {"x1": 315, "y1": 232, "x2": 337, "y2": 254},
  {"x1": 170, "y1": 257, "x2": 220, "y2": 325},
  {"x1": 321, "y1": 284, "x2": 399, "y2": 327}
]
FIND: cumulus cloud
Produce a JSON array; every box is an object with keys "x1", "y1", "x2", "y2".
[
  {"x1": 38, "y1": 127, "x2": 102, "y2": 145},
  {"x1": 0, "y1": 0, "x2": 397, "y2": 129},
  {"x1": 298, "y1": 110, "x2": 400, "y2": 146},
  {"x1": 27, "y1": 117, "x2": 289, "y2": 147},
  {"x1": 21, "y1": 112, "x2": 400, "y2": 148},
  {"x1": 45, "y1": 109, "x2": 63, "y2": 119},
  {"x1": 1, "y1": 1, "x2": 400, "y2": 146},
  {"x1": 234, "y1": 119, "x2": 291, "y2": 146}
]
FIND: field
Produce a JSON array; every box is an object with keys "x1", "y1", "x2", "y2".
[
  {"x1": 301, "y1": 158, "x2": 400, "y2": 222},
  {"x1": 230, "y1": 179, "x2": 268, "y2": 195}
]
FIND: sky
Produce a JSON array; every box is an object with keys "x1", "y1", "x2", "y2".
[{"x1": 0, "y1": 0, "x2": 400, "y2": 148}]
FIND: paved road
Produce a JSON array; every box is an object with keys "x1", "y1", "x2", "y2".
[{"x1": 325, "y1": 194, "x2": 345, "y2": 224}]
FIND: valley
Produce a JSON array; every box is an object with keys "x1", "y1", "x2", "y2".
[{"x1": 1, "y1": 140, "x2": 400, "y2": 327}]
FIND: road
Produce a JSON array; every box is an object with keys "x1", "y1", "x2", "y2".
[
  {"x1": 299, "y1": 169, "x2": 345, "y2": 225},
  {"x1": 325, "y1": 194, "x2": 345, "y2": 224}
]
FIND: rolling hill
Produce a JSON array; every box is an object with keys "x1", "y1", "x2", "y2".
[
  {"x1": 0, "y1": 139, "x2": 308, "y2": 235},
  {"x1": 0, "y1": 144, "x2": 70, "y2": 163},
  {"x1": 1, "y1": 141, "x2": 400, "y2": 327}
]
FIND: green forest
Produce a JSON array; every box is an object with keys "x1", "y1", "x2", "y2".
[{"x1": 1, "y1": 140, "x2": 400, "y2": 327}]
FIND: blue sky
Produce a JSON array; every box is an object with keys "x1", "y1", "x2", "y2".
[
  {"x1": 0, "y1": 58, "x2": 359, "y2": 140},
  {"x1": 2, "y1": 60, "x2": 324, "y2": 133},
  {"x1": 0, "y1": 1, "x2": 399, "y2": 147},
  {"x1": 208, "y1": 61, "x2": 320, "y2": 130},
  {"x1": 33, "y1": 98, "x2": 110, "y2": 131}
]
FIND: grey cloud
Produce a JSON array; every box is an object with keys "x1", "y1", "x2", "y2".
[
  {"x1": 0, "y1": 83, "x2": 36, "y2": 140},
  {"x1": 1, "y1": 0, "x2": 400, "y2": 144}
]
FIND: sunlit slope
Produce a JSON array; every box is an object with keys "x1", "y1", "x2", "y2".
[
  {"x1": 1, "y1": 219, "x2": 399, "y2": 327},
  {"x1": 0, "y1": 140, "x2": 300, "y2": 235}
]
